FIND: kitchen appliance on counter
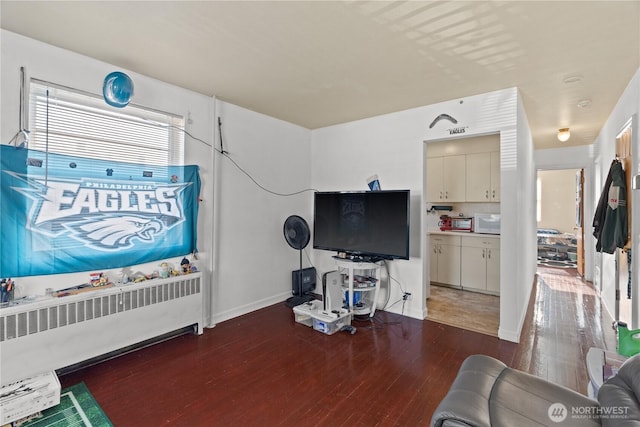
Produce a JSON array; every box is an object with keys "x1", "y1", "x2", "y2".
[
  {"x1": 438, "y1": 215, "x2": 473, "y2": 232},
  {"x1": 473, "y1": 213, "x2": 501, "y2": 234}
]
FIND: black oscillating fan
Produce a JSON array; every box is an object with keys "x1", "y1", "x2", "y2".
[{"x1": 283, "y1": 215, "x2": 314, "y2": 308}]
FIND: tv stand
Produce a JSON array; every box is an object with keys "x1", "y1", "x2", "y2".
[{"x1": 334, "y1": 258, "x2": 382, "y2": 318}]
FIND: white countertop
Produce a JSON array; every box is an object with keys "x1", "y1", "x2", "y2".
[{"x1": 427, "y1": 229, "x2": 500, "y2": 238}]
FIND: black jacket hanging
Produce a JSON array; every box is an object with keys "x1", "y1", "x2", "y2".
[
  {"x1": 593, "y1": 160, "x2": 615, "y2": 248},
  {"x1": 593, "y1": 160, "x2": 628, "y2": 254}
]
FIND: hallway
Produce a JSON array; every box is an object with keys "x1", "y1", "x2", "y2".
[{"x1": 514, "y1": 266, "x2": 617, "y2": 394}]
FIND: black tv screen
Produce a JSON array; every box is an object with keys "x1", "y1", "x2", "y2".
[{"x1": 313, "y1": 190, "x2": 410, "y2": 260}]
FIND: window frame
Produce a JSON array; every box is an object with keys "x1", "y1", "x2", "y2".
[{"x1": 28, "y1": 79, "x2": 185, "y2": 166}]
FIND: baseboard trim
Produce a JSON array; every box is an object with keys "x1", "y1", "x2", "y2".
[{"x1": 213, "y1": 291, "x2": 291, "y2": 324}]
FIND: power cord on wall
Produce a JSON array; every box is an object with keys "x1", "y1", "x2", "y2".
[
  {"x1": 381, "y1": 260, "x2": 411, "y2": 319},
  {"x1": 161, "y1": 118, "x2": 318, "y2": 197},
  {"x1": 216, "y1": 118, "x2": 319, "y2": 196},
  {"x1": 303, "y1": 247, "x2": 323, "y2": 288}
]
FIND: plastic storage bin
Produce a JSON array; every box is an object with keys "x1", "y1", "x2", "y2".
[
  {"x1": 292, "y1": 300, "x2": 351, "y2": 335},
  {"x1": 293, "y1": 300, "x2": 323, "y2": 327},
  {"x1": 312, "y1": 309, "x2": 350, "y2": 335}
]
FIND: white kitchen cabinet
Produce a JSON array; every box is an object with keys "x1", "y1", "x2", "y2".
[
  {"x1": 426, "y1": 157, "x2": 443, "y2": 203},
  {"x1": 486, "y1": 240, "x2": 500, "y2": 293},
  {"x1": 490, "y1": 151, "x2": 500, "y2": 201},
  {"x1": 426, "y1": 155, "x2": 466, "y2": 202},
  {"x1": 429, "y1": 234, "x2": 461, "y2": 286},
  {"x1": 465, "y1": 151, "x2": 500, "y2": 202},
  {"x1": 460, "y1": 236, "x2": 500, "y2": 294}
]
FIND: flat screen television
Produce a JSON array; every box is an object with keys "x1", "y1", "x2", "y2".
[{"x1": 313, "y1": 190, "x2": 410, "y2": 261}]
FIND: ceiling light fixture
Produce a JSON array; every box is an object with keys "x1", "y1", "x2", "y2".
[
  {"x1": 576, "y1": 98, "x2": 592, "y2": 108},
  {"x1": 563, "y1": 74, "x2": 584, "y2": 84},
  {"x1": 557, "y1": 128, "x2": 571, "y2": 142}
]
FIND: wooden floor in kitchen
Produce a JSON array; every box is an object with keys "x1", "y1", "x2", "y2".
[
  {"x1": 59, "y1": 266, "x2": 616, "y2": 426},
  {"x1": 426, "y1": 284, "x2": 499, "y2": 337}
]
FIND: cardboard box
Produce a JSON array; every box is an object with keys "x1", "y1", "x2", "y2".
[{"x1": 0, "y1": 371, "x2": 60, "y2": 424}]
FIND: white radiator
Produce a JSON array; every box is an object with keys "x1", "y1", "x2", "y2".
[{"x1": 0, "y1": 272, "x2": 203, "y2": 386}]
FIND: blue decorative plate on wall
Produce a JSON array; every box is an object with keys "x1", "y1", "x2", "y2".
[{"x1": 103, "y1": 71, "x2": 134, "y2": 108}]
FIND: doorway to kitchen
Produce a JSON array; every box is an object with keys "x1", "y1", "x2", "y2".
[{"x1": 424, "y1": 133, "x2": 501, "y2": 337}]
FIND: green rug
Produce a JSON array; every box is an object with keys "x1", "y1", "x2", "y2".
[{"x1": 17, "y1": 382, "x2": 113, "y2": 427}]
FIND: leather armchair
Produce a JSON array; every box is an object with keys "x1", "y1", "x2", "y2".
[
  {"x1": 598, "y1": 354, "x2": 640, "y2": 426},
  {"x1": 431, "y1": 353, "x2": 640, "y2": 427}
]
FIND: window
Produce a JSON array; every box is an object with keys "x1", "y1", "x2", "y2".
[{"x1": 28, "y1": 80, "x2": 184, "y2": 166}]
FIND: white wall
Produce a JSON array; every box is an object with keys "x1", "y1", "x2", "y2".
[
  {"x1": 537, "y1": 169, "x2": 580, "y2": 234},
  {"x1": 310, "y1": 108, "x2": 425, "y2": 319},
  {"x1": 1, "y1": 30, "x2": 313, "y2": 328},
  {"x1": 592, "y1": 68, "x2": 640, "y2": 328},
  {"x1": 311, "y1": 87, "x2": 537, "y2": 342},
  {"x1": 211, "y1": 101, "x2": 312, "y2": 324},
  {"x1": 512, "y1": 94, "x2": 537, "y2": 340}
]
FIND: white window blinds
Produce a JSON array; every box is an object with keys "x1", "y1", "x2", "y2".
[{"x1": 28, "y1": 80, "x2": 184, "y2": 166}]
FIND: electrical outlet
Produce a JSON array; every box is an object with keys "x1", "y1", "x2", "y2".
[{"x1": 403, "y1": 292, "x2": 412, "y2": 301}]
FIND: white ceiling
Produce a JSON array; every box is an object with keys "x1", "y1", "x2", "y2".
[{"x1": 1, "y1": 1, "x2": 639, "y2": 149}]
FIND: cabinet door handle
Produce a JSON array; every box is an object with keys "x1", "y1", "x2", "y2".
[
  {"x1": 434, "y1": 246, "x2": 437, "y2": 254},
  {"x1": 492, "y1": 189, "x2": 496, "y2": 199},
  {"x1": 485, "y1": 190, "x2": 489, "y2": 199},
  {"x1": 438, "y1": 247, "x2": 442, "y2": 254},
  {"x1": 445, "y1": 191, "x2": 448, "y2": 199},
  {"x1": 487, "y1": 249, "x2": 491, "y2": 259},
  {"x1": 482, "y1": 249, "x2": 485, "y2": 258},
  {"x1": 439, "y1": 191, "x2": 443, "y2": 200}
]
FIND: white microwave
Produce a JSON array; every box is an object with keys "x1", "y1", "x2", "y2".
[{"x1": 473, "y1": 213, "x2": 501, "y2": 234}]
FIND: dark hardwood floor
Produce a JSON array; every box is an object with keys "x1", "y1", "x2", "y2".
[
  {"x1": 59, "y1": 266, "x2": 616, "y2": 426},
  {"x1": 514, "y1": 266, "x2": 617, "y2": 394}
]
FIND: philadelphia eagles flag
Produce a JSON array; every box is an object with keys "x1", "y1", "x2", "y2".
[{"x1": 0, "y1": 145, "x2": 200, "y2": 277}]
